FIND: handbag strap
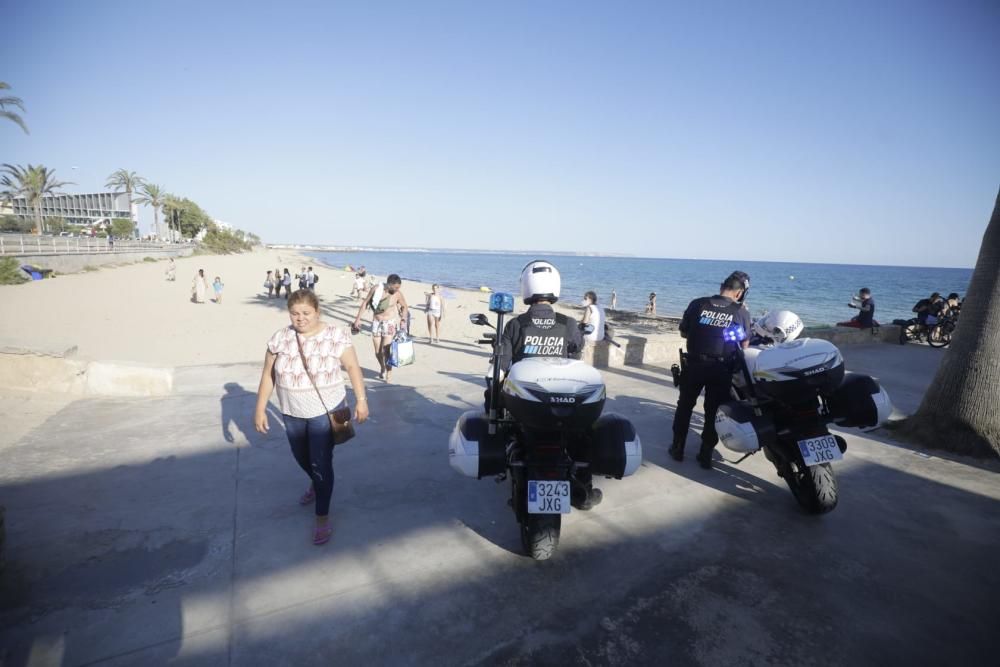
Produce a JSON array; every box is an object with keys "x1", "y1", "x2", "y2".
[{"x1": 295, "y1": 330, "x2": 332, "y2": 414}]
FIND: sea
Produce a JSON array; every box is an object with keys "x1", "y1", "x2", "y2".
[{"x1": 307, "y1": 250, "x2": 972, "y2": 328}]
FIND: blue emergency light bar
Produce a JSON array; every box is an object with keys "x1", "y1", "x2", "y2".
[{"x1": 490, "y1": 292, "x2": 515, "y2": 314}]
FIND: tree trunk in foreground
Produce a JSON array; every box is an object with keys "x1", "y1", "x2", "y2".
[{"x1": 902, "y1": 187, "x2": 1000, "y2": 457}]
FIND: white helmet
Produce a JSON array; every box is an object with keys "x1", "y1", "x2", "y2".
[
  {"x1": 753, "y1": 310, "x2": 804, "y2": 344},
  {"x1": 519, "y1": 260, "x2": 561, "y2": 304}
]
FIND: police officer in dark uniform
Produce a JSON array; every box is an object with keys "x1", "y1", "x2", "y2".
[
  {"x1": 497, "y1": 259, "x2": 583, "y2": 372},
  {"x1": 669, "y1": 271, "x2": 752, "y2": 469}
]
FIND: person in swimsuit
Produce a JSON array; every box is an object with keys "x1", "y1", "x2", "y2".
[
  {"x1": 353, "y1": 273, "x2": 409, "y2": 381},
  {"x1": 425, "y1": 283, "x2": 445, "y2": 344}
]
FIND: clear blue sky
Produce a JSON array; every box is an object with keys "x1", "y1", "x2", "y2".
[{"x1": 3, "y1": 0, "x2": 998, "y2": 267}]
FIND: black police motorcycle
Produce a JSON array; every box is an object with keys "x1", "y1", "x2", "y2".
[{"x1": 448, "y1": 293, "x2": 642, "y2": 559}]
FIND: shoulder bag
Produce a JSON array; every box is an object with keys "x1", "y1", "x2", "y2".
[{"x1": 295, "y1": 331, "x2": 355, "y2": 445}]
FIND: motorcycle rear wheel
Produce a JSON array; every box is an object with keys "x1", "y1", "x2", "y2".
[
  {"x1": 785, "y1": 462, "x2": 838, "y2": 514},
  {"x1": 520, "y1": 514, "x2": 561, "y2": 560}
]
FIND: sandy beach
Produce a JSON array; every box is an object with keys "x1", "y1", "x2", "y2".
[
  {"x1": 0, "y1": 248, "x2": 676, "y2": 370},
  {"x1": 0, "y1": 249, "x2": 521, "y2": 367}
]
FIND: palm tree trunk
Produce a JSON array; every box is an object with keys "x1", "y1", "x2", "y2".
[
  {"x1": 902, "y1": 187, "x2": 1000, "y2": 457},
  {"x1": 34, "y1": 200, "x2": 43, "y2": 235}
]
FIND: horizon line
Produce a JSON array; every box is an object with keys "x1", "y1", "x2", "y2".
[{"x1": 267, "y1": 243, "x2": 975, "y2": 272}]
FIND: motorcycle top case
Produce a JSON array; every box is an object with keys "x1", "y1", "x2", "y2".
[
  {"x1": 502, "y1": 358, "x2": 606, "y2": 430},
  {"x1": 742, "y1": 338, "x2": 845, "y2": 402},
  {"x1": 589, "y1": 412, "x2": 642, "y2": 478},
  {"x1": 716, "y1": 400, "x2": 777, "y2": 454},
  {"x1": 826, "y1": 372, "x2": 893, "y2": 429},
  {"x1": 448, "y1": 410, "x2": 506, "y2": 479}
]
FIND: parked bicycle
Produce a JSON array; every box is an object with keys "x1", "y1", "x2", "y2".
[{"x1": 897, "y1": 313, "x2": 956, "y2": 348}]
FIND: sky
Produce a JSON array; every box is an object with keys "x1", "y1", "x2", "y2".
[{"x1": 2, "y1": 0, "x2": 998, "y2": 268}]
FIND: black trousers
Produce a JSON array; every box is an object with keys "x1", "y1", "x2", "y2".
[{"x1": 672, "y1": 360, "x2": 732, "y2": 449}]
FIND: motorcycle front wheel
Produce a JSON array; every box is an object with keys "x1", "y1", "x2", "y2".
[
  {"x1": 520, "y1": 514, "x2": 561, "y2": 560},
  {"x1": 784, "y1": 462, "x2": 838, "y2": 514}
]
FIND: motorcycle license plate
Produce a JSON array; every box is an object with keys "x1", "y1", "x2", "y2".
[
  {"x1": 797, "y1": 435, "x2": 843, "y2": 466},
  {"x1": 527, "y1": 480, "x2": 571, "y2": 514}
]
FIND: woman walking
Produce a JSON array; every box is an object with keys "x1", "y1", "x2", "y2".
[
  {"x1": 282, "y1": 268, "x2": 293, "y2": 299},
  {"x1": 191, "y1": 269, "x2": 208, "y2": 303},
  {"x1": 425, "y1": 283, "x2": 445, "y2": 344},
  {"x1": 254, "y1": 290, "x2": 369, "y2": 545}
]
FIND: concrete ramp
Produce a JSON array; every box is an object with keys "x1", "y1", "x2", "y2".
[{"x1": 0, "y1": 349, "x2": 173, "y2": 397}]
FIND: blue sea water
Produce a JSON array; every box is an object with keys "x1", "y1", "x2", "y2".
[{"x1": 308, "y1": 250, "x2": 972, "y2": 327}]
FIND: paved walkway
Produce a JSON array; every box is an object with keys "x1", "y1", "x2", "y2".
[{"x1": 1, "y1": 346, "x2": 997, "y2": 666}]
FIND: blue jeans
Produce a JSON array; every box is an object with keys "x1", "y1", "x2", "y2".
[{"x1": 283, "y1": 407, "x2": 340, "y2": 516}]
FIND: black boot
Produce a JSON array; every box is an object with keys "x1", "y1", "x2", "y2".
[
  {"x1": 668, "y1": 441, "x2": 684, "y2": 462},
  {"x1": 573, "y1": 487, "x2": 603, "y2": 511},
  {"x1": 696, "y1": 443, "x2": 714, "y2": 469}
]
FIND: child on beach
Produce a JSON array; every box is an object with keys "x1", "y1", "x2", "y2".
[
  {"x1": 213, "y1": 276, "x2": 225, "y2": 304},
  {"x1": 610, "y1": 289, "x2": 617, "y2": 310},
  {"x1": 425, "y1": 284, "x2": 445, "y2": 344},
  {"x1": 645, "y1": 292, "x2": 657, "y2": 315},
  {"x1": 165, "y1": 258, "x2": 176, "y2": 282}
]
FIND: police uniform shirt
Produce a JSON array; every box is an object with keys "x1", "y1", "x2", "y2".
[
  {"x1": 679, "y1": 295, "x2": 752, "y2": 358},
  {"x1": 499, "y1": 303, "x2": 583, "y2": 371}
]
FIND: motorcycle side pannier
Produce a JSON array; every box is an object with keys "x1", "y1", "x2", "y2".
[
  {"x1": 448, "y1": 411, "x2": 506, "y2": 479},
  {"x1": 826, "y1": 373, "x2": 893, "y2": 429},
  {"x1": 589, "y1": 413, "x2": 642, "y2": 478},
  {"x1": 716, "y1": 400, "x2": 776, "y2": 453}
]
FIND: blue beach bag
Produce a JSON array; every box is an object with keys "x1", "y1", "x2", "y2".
[{"x1": 388, "y1": 333, "x2": 415, "y2": 368}]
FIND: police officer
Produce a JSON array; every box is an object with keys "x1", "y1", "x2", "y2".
[
  {"x1": 490, "y1": 260, "x2": 599, "y2": 509},
  {"x1": 669, "y1": 271, "x2": 752, "y2": 469},
  {"x1": 497, "y1": 260, "x2": 583, "y2": 372}
]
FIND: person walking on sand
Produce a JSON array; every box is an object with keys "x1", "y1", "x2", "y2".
[
  {"x1": 425, "y1": 283, "x2": 445, "y2": 344},
  {"x1": 191, "y1": 269, "x2": 208, "y2": 303},
  {"x1": 265, "y1": 270, "x2": 275, "y2": 297},
  {"x1": 353, "y1": 273, "x2": 409, "y2": 382},
  {"x1": 273, "y1": 267, "x2": 282, "y2": 298},
  {"x1": 213, "y1": 276, "x2": 225, "y2": 304},
  {"x1": 282, "y1": 268, "x2": 293, "y2": 299},
  {"x1": 645, "y1": 292, "x2": 657, "y2": 315},
  {"x1": 254, "y1": 289, "x2": 369, "y2": 546},
  {"x1": 165, "y1": 258, "x2": 176, "y2": 281},
  {"x1": 610, "y1": 289, "x2": 617, "y2": 311}
]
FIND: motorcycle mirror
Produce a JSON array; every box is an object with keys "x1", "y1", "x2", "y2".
[
  {"x1": 581, "y1": 323, "x2": 595, "y2": 335},
  {"x1": 469, "y1": 313, "x2": 489, "y2": 326}
]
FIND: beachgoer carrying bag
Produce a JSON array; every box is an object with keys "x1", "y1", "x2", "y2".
[{"x1": 254, "y1": 289, "x2": 369, "y2": 546}]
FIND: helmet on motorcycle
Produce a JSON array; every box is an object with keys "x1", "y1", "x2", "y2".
[
  {"x1": 753, "y1": 310, "x2": 804, "y2": 344},
  {"x1": 519, "y1": 260, "x2": 561, "y2": 305}
]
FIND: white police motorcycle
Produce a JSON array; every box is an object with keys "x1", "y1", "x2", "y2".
[
  {"x1": 449, "y1": 291, "x2": 642, "y2": 560},
  {"x1": 712, "y1": 311, "x2": 892, "y2": 514}
]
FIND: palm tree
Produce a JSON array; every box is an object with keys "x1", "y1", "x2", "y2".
[
  {"x1": 135, "y1": 182, "x2": 165, "y2": 239},
  {"x1": 0, "y1": 82, "x2": 28, "y2": 134},
  {"x1": 1, "y1": 164, "x2": 72, "y2": 234},
  {"x1": 901, "y1": 187, "x2": 1000, "y2": 458},
  {"x1": 105, "y1": 169, "x2": 143, "y2": 238}
]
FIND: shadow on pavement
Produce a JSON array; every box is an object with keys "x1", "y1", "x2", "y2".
[{"x1": 1, "y1": 375, "x2": 997, "y2": 665}]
